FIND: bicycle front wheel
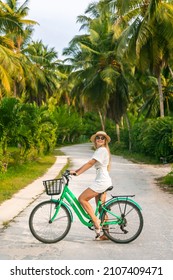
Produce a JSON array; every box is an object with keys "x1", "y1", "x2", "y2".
[
  {"x1": 101, "y1": 200, "x2": 143, "y2": 243},
  {"x1": 29, "y1": 201, "x2": 71, "y2": 243}
]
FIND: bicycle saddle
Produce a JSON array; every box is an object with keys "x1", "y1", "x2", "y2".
[{"x1": 105, "y1": 186, "x2": 113, "y2": 192}]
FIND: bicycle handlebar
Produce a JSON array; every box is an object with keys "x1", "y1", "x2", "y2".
[
  {"x1": 62, "y1": 169, "x2": 70, "y2": 177},
  {"x1": 62, "y1": 170, "x2": 76, "y2": 184}
]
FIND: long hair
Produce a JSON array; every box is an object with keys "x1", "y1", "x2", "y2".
[{"x1": 93, "y1": 139, "x2": 111, "y2": 172}]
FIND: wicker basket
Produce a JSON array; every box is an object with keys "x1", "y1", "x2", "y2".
[{"x1": 43, "y1": 179, "x2": 63, "y2": 195}]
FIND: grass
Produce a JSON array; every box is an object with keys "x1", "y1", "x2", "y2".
[
  {"x1": 110, "y1": 147, "x2": 159, "y2": 164},
  {"x1": 156, "y1": 172, "x2": 173, "y2": 193},
  {"x1": 0, "y1": 149, "x2": 66, "y2": 205},
  {"x1": 2, "y1": 220, "x2": 10, "y2": 228}
]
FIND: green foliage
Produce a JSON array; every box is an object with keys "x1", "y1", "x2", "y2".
[
  {"x1": 158, "y1": 170, "x2": 173, "y2": 193},
  {"x1": 162, "y1": 171, "x2": 173, "y2": 186},
  {"x1": 110, "y1": 140, "x2": 127, "y2": 154},
  {"x1": 82, "y1": 111, "x2": 117, "y2": 141},
  {"x1": 131, "y1": 117, "x2": 173, "y2": 161},
  {"x1": 0, "y1": 98, "x2": 57, "y2": 171},
  {"x1": 82, "y1": 112, "x2": 103, "y2": 137},
  {"x1": 131, "y1": 122, "x2": 147, "y2": 154},
  {"x1": 1, "y1": 0, "x2": 173, "y2": 173},
  {"x1": 52, "y1": 105, "x2": 84, "y2": 143},
  {"x1": 0, "y1": 97, "x2": 21, "y2": 160}
]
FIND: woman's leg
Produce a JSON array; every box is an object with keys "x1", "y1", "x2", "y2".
[
  {"x1": 95, "y1": 192, "x2": 106, "y2": 204},
  {"x1": 78, "y1": 188, "x2": 100, "y2": 228},
  {"x1": 95, "y1": 192, "x2": 109, "y2": 241}
]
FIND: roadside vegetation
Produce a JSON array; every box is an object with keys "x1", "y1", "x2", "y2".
[
  {"x1": 157, "y1": 172, "x2": 173, "y2": 193},
  {"x1": 0, "y1": 0, "x2": 173, "y2": 202},
  {"x1": 0, "y1": 149, "x2": 64, "y2": 204}
]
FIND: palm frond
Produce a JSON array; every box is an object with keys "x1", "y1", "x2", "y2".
[
  {"x1": 79, "y1": 42, "x2": 100, "y2": 55},
  {"x1": 0, "y1": 65, "x2": 11, "y2": 93}
]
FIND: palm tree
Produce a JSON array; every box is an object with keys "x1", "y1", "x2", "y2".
[
  {"x1": 112, "y1": 0, "x2": 173, "y2": 117},
  {"x1": 0, "y1": 0, "x2": 37, "y2": 98},
  {"x1": 63, "y1": 0, "x2": 129, "y2": 138},
  {"x1": 0, "y1": 43, "x2": 17, "y2": 96},
  {"x1": 55, "y1": 63, "x2": 75, "y2": 106},
  {"x1": 1, "y1": 0, "x2": 37, "y2": 51},
  {"x1": 22, "y1": 40, "x2": 60, "y2": 105}
]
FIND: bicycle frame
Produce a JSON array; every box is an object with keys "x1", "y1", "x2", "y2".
[
  {"x1": 49, "y1": 180, "x2": 142, "y2": 228},
  {"x1": 50, "y1": 183, "x2": 96, "y2": 227}
]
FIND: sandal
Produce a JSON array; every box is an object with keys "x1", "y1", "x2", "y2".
[
  {"x1": 95, "y1": 234, "x2": 109, "y2": 241},
  {"x1": 94, "y1": 227, "x2": 101, "y2": 237}
]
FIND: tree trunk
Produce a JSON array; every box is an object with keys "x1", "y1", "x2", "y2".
[
  {"x1": 13, "y1": 81, "x2": 17, "y2": 97},
  {"x1": 168, "y1": 65, "x2": 173, "y2": 79},
  {"x1": 98, "y1": 110, "x2": 105, "y2": 131},
  {"x1": 116, "y1": 123, "x2": 120, "y2": 142},
  {"x1": 124, "y1": 113, "x2": 132, "y2": 151},
  {"x1": 158, "y1": 75, "x2": 164, "y2": 117}
]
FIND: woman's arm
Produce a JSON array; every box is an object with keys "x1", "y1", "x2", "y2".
[{"x1": 70, "y1": 159, "x2": 96, "y2": 176}]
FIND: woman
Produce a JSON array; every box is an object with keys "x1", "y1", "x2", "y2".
[{"x1": 70, "y1": 131, "x2": 112, "y2": 240}]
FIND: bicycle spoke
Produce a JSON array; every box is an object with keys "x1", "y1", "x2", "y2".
[
  {"x1": 102, "y1": 200, "x2": 143, "y2": 243},
  {"x1": 29, "y1": 201, "x2": 71, "y2": 243}
]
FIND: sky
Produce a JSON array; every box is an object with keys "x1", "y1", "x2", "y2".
[{"x1": 28, "y1": 0, "x2": 97, "y2": 59}]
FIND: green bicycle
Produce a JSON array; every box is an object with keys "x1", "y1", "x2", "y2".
[{"x1": 29, "y1": 170, "x2": 143, "y2": 244}]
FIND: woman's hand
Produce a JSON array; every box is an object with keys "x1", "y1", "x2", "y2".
[{"x1": 69, "y1": 170, "x2": 78, "y2": 176}]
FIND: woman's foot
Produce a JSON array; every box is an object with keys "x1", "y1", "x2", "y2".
[
  {"x1": 94, "y1": 218, "x2": 101, "y2": 229},
  {"x1": 95, "y1": 234, "x2": 109, "y2": 241},
  {"x1": 93, "y1": 219, "x2": 101, "y2": 237}
]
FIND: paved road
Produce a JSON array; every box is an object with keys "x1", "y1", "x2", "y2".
[{"x1": 0, "y1": 143, "x2": 173, "y2": 260}]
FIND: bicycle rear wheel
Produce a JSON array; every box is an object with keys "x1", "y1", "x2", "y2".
[
  {"x1": 29, "y1": 201, "x2": 71, "y2": 243},
  {"x1": 101, "y1": 200, "x2": 143, "y2": 243}
]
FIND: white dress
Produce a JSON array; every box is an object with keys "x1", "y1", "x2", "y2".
[{"x1": 90, "y1": 147, "x2": 112, "y2": 193}]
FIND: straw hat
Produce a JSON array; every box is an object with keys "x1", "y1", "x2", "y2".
[{"x1": 90, "y1": 131, "x2": 111, "y2": 143}]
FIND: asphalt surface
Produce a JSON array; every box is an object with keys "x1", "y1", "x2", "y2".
[{"x1": 0, "y1": 143, "x2": 173, "y2": 260}]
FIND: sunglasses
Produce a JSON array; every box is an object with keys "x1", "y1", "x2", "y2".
[{"x1": 95, "y1": 135, "x2": 106, "y2": 140}]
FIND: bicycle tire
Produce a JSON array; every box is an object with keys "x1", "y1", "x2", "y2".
[
  {"x1": 29, "y1": 200, "x2": 71, "y2": 243},
  {"x1": 101, "y1": 199, "x2": 143, "y2": 243}
]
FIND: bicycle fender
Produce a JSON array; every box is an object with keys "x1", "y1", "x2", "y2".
[{"x1": 104, "y1": 197, "x2": 142, "y2": 211}]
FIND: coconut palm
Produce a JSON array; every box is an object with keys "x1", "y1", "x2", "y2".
[
  {"x1": 22, "y1": 40, "x2": 60, "y2": 105},
  {"x1": 63, "y1": 0, "x2": 129, "y2": 136},
  {"x1": 0, "y1": 0, "x2": 37, "y2": 98},
  {"x1": 112, "y1": 0, "x2": 173, "y2": 117},
  {"x1": 1, "y1": 0, "x2": 37, "y2": 51}
]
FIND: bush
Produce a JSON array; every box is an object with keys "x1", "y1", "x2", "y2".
[{"x1": 131, "y1": 117, "x2": 173, "y2": 161}]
